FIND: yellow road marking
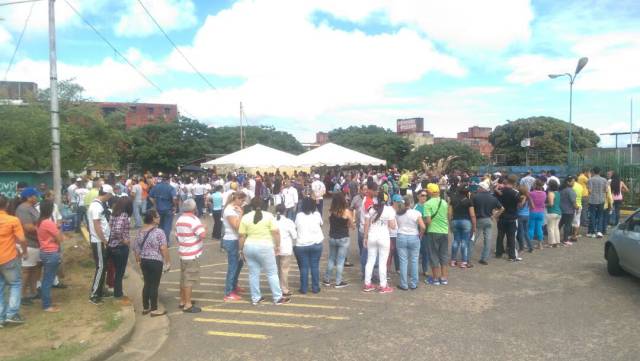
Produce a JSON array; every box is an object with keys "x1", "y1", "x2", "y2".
[
  {"x1": 165, "y1": 288, "x2": 340, "y2": 301},
  {"x1": 207, "y1": 331, "x2": 269, "y2": 340},
  {"x1": 195, "y1": 317, "x2": 313, "y2": 329},
  {"x1": 168, "y1": 262, "x2": 227, "y2": 273},
  {"x1": 202, "y1": 307, "x2": 349, "y2": 320},
  {"x1": 179, "y1": 297, "x2": 349, "y2": 309}
]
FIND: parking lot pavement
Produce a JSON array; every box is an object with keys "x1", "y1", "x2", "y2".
[{"x1": 152, "y1": 215, "x2": 640, "y2": 361}]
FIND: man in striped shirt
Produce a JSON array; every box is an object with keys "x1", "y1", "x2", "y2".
[{"x1": 175, "y1": 199, "x2": 204, "y2": 313}]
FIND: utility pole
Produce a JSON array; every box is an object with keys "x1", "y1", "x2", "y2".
[
  {"x1": 49, "y1": 0, "x2": 62, "y2": 207},
  {"x1": 239, "y1": 101, "x2": 244, "y2": 149},
  {"x1": 631, "y1": 98, "x2": 634, "y2": 165}
]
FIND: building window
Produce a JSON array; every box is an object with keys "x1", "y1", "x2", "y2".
[
  {"x1": 164, "y1": 107, "x2": 171, "y2": 115},
  {"x1": 129, "y1": 105, "x2": 137, "y2": 113},
  {"x1": 147, "y1": 107, "x2": 154, "y2": 115}
]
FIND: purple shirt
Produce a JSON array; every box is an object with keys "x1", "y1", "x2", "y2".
[
  {"x1": 133, "y1": 227, "x2": 167, "y2": 262},
  {"x1": 530, "y1": 190, "x2": 547, "y2": 213}
]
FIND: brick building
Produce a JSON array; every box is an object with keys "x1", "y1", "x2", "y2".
[
  {"x1": 396, "y1": 118, "x2": 435, "y2": 148},
  {"x1": 0, "y1": 81, "x2": 38, "y2": 103},
  {"x1": 96, "y1": 102, "x2": 178, "y2": 128}
]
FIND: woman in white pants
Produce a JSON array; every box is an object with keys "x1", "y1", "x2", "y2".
[{"x1": 363, "y1": 191, "x2": 397, "y2": 294}]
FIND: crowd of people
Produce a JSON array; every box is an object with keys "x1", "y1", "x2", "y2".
[{"x1": 0, "y1": 165, "x2": 630, "y2": 325}]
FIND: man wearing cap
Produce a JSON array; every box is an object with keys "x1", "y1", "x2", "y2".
[
  {"x1": 473, "y1": 181, "x2": 503, "y2": 265},
  {"x1": 15, "y1": 187, "x2": 41, "y2": 305},
  {"x1": 88, "y1": 185, "x2": 114, "y2": 304},
  {"x1": 149, "y1": 175, "x2": 178, "y2": 244},
  {"x1": 68, "y1": 178, "x2": 82, "y2": 231},
  {"x1": 311, "y1": 174, "x2": 326, "y2": 215},
  {"x1": 494, "y1": 175, "x2": 521, "y2": 262},
  {"x1": 424, "y1": 183, "x2": 449, "y2": 285},
  {"x1": 0, "y1": 195, "x2": 28, "y2": 326}
]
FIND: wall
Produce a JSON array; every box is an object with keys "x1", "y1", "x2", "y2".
[{"x1": 0, "y1": 171, "x2": 53, "y2": 199}]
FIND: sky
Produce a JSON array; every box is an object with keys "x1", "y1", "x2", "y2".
[{"x1": 1, "y1": 0, "x2": 639, "y2": 146}]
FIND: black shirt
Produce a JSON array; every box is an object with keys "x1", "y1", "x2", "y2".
[
  {"x1": 472, "y1": 192, "x2": 502, "y2": 219},
  {"x1": 451, "y1": 195, "x2": 473, "y2": 220},
  {"x1": 496, "y1": 188, "x2": 519, "y2": 220}
]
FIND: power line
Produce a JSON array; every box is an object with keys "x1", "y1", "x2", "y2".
[
  {"x1": 0, "y1": 0, "x2": 42, "y2": 7},
  {"x1": 3, "y1": 0, "x2": 35, "y2": 80},
  {"x1": 136, "y1": 0, "x2": 217, "y2": 91},
  {"x1": 63, "y1": 0, "x2": 164, "y2": 93}
]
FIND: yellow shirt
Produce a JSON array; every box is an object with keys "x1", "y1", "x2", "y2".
[
  {"x1": 399, "y1": 173, "x2": 410, "y2": 189},
  {"x1": 577, "y1": 174, "x2": 589, "y2": 197},
  {"x1": 573, "y1": 183, "x2": 584, "y2": 208},
  {"x1": 239, "y1": 211, "x2": 278, "y2": 245},
  {"x1": 84, "y1": 188, "x2": 99, "y2": 207}
]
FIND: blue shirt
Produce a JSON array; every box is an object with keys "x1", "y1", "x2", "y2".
[
  {"x1": 149, "y1": 181, "x2": 176, "y2": 211},
  {"x1": 211, "y1": 192, "x2": 223, "y2": 211}
]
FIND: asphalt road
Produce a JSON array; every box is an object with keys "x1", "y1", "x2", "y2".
[{"x1": 151, "y1": 208, "x2": 640, "y2": 361}]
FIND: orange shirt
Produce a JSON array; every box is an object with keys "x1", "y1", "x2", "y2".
[
  {"x1": 140, "y1": 182, "x2": 149, "y2": 200},
  {"x1": 37, "y1": 219, "x2": 60, "y2": 253},
  {"x1": 0, "y1": 210, "x2": 25, "y2": 265}
]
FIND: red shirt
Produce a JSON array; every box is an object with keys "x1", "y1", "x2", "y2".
[{"x1": 37, "y1": 219, "x2": 60, "y2": 252}]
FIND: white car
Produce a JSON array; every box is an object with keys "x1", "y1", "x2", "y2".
[{"x1": 605, "y1": 210, "x2": 640, "y2": 277}]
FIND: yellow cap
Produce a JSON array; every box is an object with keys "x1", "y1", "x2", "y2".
[{"x1": 426, "y1": 183, "x2": 440, "y2": 194}]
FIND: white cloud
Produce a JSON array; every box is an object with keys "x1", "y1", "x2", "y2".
[
  {"x1": 114, "y1": 0, "x2": 197, "y2": 37},
  {"x1": 161, "y1": 0, "x2": 466, "y2": 130},
  {"x1": 506, "y1": 31, "x2": 640, "y2": 91},
  {"x1": 0, "y1": 0, "x2": 110, "y2": 34},
  {"x1": 3, "y1": 49, "x2": 166, "y2": 100},
  {"x1": 0, "y1": 25, "x2": 14, "y2": 58}
]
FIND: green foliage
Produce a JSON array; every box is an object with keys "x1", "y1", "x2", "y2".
[
  {"x1": 207, "y1": 125, "x2": 305, "y2": 155},
  {"x1": 328, "y1": 125, "x2": 411, "y2": 165},
  {"x1": 402, "y1": 141, "x2": 486, "y2": 171},
  {"x1": 489, "y1": 116, "x2": 600, "y2": 165}
]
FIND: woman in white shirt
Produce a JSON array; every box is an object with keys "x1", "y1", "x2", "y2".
[
  {"x1": 221, "y1": 192, "x2": 246, "y2": 302},
  {"x1": 363, "y1": 191, "x2": 397, "y2": 294},
  {"x1": 393, "y1": 195, "x2": 426, "y2": 290},
  {"x1": 275, "y1": 204, "x2": 297, "y2": 296},
  {"x1": 294, "y1": 197, "x2": 324, "y2": 294}
]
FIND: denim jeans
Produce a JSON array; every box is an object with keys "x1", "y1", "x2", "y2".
[
  {"x1": 611, "y1": 200, "x2": 623, "y2": 226},
  {"x1": 243, "y1": 243, "x2": 282, "y2": 303},
  {"x1": 286, "y1": 207, "x2": 296, "y2": 221},
  {"x1": 158, "y1": 209, "x2": 174, "y2": 245},
  {"x1": 477, "y1": 218, "x2": 493, "y2": 262},
  {"x1": 451, "y1": 219, "x2": 471, "y2": 262},
  {"x1": 40, "y1": 251, "x2": 61, "y2": 309},
  {"x1": 358, "y1": 228, "x2": 367, "y2": 277},
  {"x1": 601, "y1": 208, "x2": 611, "y2": 235},
  {"x1": 294, "y1": 243, "x2": 323, "y2": 293},
  {"x1": 419, "y1": 233, "x2": 430, "y2": 273},
  {"x1": 222, "y1": 239, "x2": 244, "y2": 296},
  {"x1": 528, "y1": 212, "x2": 545, "y2": 242},
  {"x1": 396, "y1": 234, "x2": 420, "y2": 289},
  {"x1": 324, "y1": 237, "x2": 350, "y2": 285},
  {"x1": 517, "y1": 216, "x2": 532, "y2": 251},
  {"x1": 0, "y1": 257, "x2": 22, "y2": 321},
  {"x1": 194, "y1": 195, "x2": 205, "y2": 217},
  {"x1": 133, "y1": 200, "x2": 146, "y2": 228},
  {"x1": 316, "y1": 199, "x2": 324, "y2": 215},
  {"x1": 588, "y1": 203, "x2": 604, "y2": 234},
  {"x1": 108, "y1": 245, "x2": 129, "y2": 298}
]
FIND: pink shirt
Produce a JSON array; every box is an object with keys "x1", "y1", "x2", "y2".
[
  {"x1": 530, "y1": 191, "x2": 547, "y2": 213},
  {"x1": 37, "y1": 219, "x2": 60, "y2": 253}
]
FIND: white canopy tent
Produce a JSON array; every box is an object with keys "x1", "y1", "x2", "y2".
[
  {"x1": 200, "y1": 143, "x2": 300, "y2": 171},
  {"x1": 296, "y1": 143, "x2": 386, "y2": 167}
]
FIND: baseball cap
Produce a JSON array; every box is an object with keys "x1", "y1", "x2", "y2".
[
  {"x1": 20, "y1": 187, "x2": 42, "y2": 199},
  {"x1": 392, "y1": 194, "x2": 404, "y2": 203},
  {"x1": 100, "y1": 184, "x2": 115, "y2": 196},
  {"x1": 426, "y1": 183, "x2": 440, "y2": 194},
  {"x1": 76, "y1": 177, "x2": 82, "y2": 182},
  {"x1": 313, "y1": 174, "x2": 320, "y2": 179}
]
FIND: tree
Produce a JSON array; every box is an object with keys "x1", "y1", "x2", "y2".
[
  {"x1": 402, "y1": 141, "x2": 486, "y2": 171},
  {"x1": 489, "y1": 116, "x2": 600, "y2": 165},
  {"x1": 328, "y1": 125, "x2": 411, "y2": 166},
  {"x1": 207, "y1": 125, "x2": 305, "y2": 155}
]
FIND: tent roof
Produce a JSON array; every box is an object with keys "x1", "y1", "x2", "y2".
[
  {"x1": 296, "y1": 143, "x2": 386, "y2": 167},
  {"x1": 201, "y1": 144, "x2": 299, "y2": 169}
]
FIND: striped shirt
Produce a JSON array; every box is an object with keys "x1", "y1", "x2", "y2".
[{"x1": 175, "y1": 212, "x2": 205, "y2": 260}]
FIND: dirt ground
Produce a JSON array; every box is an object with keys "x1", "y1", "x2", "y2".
[{"x1": 2, "y1": 233, "x2": 125, "y2": 361}]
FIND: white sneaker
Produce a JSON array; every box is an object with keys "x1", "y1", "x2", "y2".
[
  {"x1": 596, "y1": 232, "x2": 604, "y2": 238},
  {"x1": 587, "y1": 233, "x2": 596, "y2": 238}
]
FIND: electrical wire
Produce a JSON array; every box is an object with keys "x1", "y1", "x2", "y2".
[
  {"x1": 136, "y1": 0, "x2": 217, "y2": 91},
  {"x1": 63, "y1": 0, "x2": 164, "y2": 93},
  {"x1": 3, "y1": 0, "x2": 35, "y2": 80},
  {"x1": 0, "y1": 0, "x2": 42, "y2": 7}
]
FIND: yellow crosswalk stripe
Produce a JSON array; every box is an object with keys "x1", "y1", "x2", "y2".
[
  {"x1": 202, "y1": 307, "x2": 349, "y2": 320},
  {"x1": 195, "y1": 317, "x2": 314, "y2": 329},
  {"x1": 179, "y1": 297, "x2": 349, "y2": 309},
  {"x1": 207, "y1": 331, "x2": 269, "y2": 339},
  {"x1": 164, "y1": 288, "x2": 341, "y2": 301}
]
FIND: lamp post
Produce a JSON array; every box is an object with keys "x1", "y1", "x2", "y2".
[{"x1": 548, "y1": 57, "x2": 588, "y2": 169}]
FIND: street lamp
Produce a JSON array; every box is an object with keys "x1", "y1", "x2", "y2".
[{"x1": 548, "y1": 57, "x2": 589, "y2": 168}]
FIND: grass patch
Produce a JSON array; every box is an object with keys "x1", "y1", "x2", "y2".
[
  {"x1": 7, "y1": 343, "x2": 85, "y2": 361},
  {"x1": 102, "y1": 300, "x2": 124, "y2": 332}
]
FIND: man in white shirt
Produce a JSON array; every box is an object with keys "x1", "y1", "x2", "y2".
[
  {"x1": 88, "y1": 184, "x2": 114, "y2": 305},
  {"x1": 192, "y1": 179, "x2": 207, "y2": 217},
  {"x1": 282, "y1": 180, "x2": 299, "y2": 221},
  {"x1": 175, "y1": 199, "x2": 204, "y2": 313},
  {"x1": 311, "y1": 174, "x2": 326, "y2": 215}
]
